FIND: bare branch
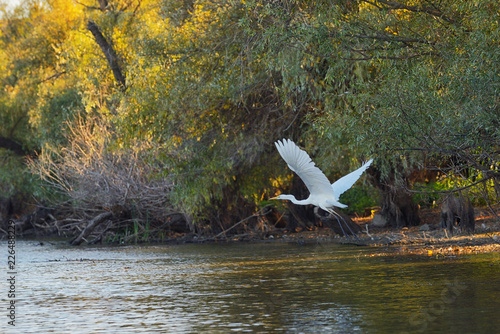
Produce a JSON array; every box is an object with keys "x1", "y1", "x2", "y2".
[
  {"x1": 341, "y1": 51, "x2": 438, "y2": 61},
  {"x1": 363, "y1": 0, "x2": 457, "y2": 24},
  {"x1": 70, "y1": 211, "x2": 113, "y2": 245},
  {"x1": 73, "y1": 0, "x2": 102, "y2": 11},
  {"x1": 346, "y1": 33, "x2": 436, "y2": 46}
]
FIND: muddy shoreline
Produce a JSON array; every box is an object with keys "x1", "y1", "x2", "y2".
[
  {"x1": 178, "y1": 210, "x2": 500, "y2": 257},
  {"x1": 6, "y1": 208, "x2": 500, "y2": 258}
]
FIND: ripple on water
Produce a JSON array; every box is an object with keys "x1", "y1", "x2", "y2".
[{"x1": 5, "y1": 240, "x2": 500, "y2": 333}]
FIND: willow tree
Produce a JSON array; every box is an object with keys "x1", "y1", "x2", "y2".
[
  {"x1": 238, "y1": 0, "x2": 500, "y2": 226},
  {"x1": 115, "y1": 0, "x2": 301, "y2": 232},
  {"x1": 0, "y1": 0, "x2": 85, "y2": 208},
  {"x1": 4, "y1": 0, "x2": 498, "y2": 236},
  {"x1": 322, "y1": 0, "x2": 500, "y2": 223}
]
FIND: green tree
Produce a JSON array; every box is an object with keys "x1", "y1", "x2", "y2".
[
  {"x1": 0, "y1": 0, "x2": 83, "y2": 205},
  {"x1": 238, "y1": 0, "x2": 500, "y2": 225},
  {"x1": 2, "y1": 0, "x2": 498, "y2": 238},
  {"x1": 117, "y1": 0, "x2": 296, "y2": 229}
]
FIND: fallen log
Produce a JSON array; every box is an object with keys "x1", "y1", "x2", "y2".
[
  {"x1": 15, "y1": 206, "x2": 55, "y2": 236},
  {"x1": 70, "y1": 212, "x2": 113, "y2": 245}
]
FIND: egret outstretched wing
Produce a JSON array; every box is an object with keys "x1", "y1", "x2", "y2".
[
  {"x1": 331, "y1": 159, "x2": 373, "y2": 197},
  {"x1": 273, "y1": 138, "x2": 373, "y2": 237},
  {"x1": 275, "y1": 139, "x2": 334, "y2": 198}
]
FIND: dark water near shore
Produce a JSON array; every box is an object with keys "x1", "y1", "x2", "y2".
[{"x1": 2, "y1": 240, "x2": 500, "y2": 333}]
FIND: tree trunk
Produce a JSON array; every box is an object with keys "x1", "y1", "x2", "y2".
[
  {"x1": 285, "y1": 203, "x2": 316, "y2": 232},
  {"x1": 440, "y1": 194, "x2": 475, "y2": 234},
  {"x1": 87, "y1": 20, "x2": 126, "y2": 91},
  {"x1": 368, "y1": 166, "x2": 421, "y2": 228},
  {"x1": 381, "y1": 187, "x2": 421, "y2": 228}
]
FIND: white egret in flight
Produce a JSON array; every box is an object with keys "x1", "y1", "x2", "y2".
[{"x1": 272, "y1": 138, "x2": 373, "y2": 237}]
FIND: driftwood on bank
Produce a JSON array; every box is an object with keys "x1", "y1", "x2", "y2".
[
  {"x1": 11, "y1": 206, "x2": 56, "y2": 236},
  {"x1": 70, "y1": 211, "x2": 113, "y2": 245}
]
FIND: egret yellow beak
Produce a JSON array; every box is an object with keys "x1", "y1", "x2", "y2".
[{"x1": 270, "y1": 196, "x2": 279, "y2": 200}]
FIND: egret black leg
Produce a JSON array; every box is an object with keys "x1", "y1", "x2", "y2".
[
  {"x1": 331, "y1": 211, "x2": 347, "y2": 237},
  {"x1": 340, "y1": 214, "x2": 359, "y2": 240},
  {"x1": 329, "y1": 210, "x2": 359, "y2": 239}
]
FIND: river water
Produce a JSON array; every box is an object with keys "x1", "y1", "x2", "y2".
[{"x1": 2, "y1": 240, "x2": 499, "y2": 333}]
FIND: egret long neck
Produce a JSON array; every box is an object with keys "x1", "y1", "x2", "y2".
[
  {"x1": 291, "y1": 198, "x2": 312, "y2": 205},
  {"x1": 281, "y1": 195, "x2": 312, "y2": 206}
]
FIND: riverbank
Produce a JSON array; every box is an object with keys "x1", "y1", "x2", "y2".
[
  {"x1": 255, "y1": 209, "x2": 500, "y2": 257},
  {"x1": 6, "y1": 207, "x2": 500, "y2": 257}
]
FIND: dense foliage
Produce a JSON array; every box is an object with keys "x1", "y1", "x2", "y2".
[{"x1": 0, "y1": 0, "x2": 498, "y2": 235}]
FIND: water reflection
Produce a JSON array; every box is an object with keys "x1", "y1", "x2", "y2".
[{"x1": 3, "y1": 241, "x2": 499, "y2": 333}]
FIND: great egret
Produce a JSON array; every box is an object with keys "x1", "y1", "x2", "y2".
[{"x1": 272, "y1": 138, "x2": 373, "y2": 237}]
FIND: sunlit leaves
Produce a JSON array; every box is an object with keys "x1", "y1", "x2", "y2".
[{"x1": 2, "y1": 0, "x2": 498, "y2": 222}]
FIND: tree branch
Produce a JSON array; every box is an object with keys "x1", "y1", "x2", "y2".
[
  {"x1": 363, "y1": 0, "x2": 457, "y2": 24},
  {"x1": 70, "y1": 211, "x2": 113, "y2": 245},
  {"x1": 73, "y1": 0, "x2": 102, "y2": 11},
  {"x1": 0, "y1": 136, "x2": 29, "y2": 156},
  {"x1": 340, "y1": 51, "x2": 438, "y2": 61},
  {"x1": 86, "y1": 20, "x2": 126, "y2": 91},
  {"x1": 349, "y1": 33, "x2": 436, "y2": 46}
]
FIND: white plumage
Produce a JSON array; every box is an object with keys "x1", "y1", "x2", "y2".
[{"x1": 273, "y1": 138, "x2": 373, "y2": 215}]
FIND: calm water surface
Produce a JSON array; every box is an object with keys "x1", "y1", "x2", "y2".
[{"x1": 2, "y1": 240, "x2": 500, "y2": 333}]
